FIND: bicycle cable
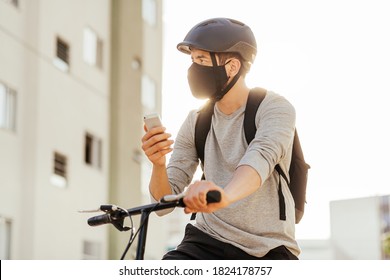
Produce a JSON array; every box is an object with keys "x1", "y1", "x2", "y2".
[
  {"x1": 113, "y1": 206, "x2": 134, "y2": 260},
  {"x1": 119, "y1": 202, "x2": 160, "y2": 260}
]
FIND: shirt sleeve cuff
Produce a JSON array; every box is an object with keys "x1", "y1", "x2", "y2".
[{"x1": 238, "y1": 150, "x2": 271, "y2": 184}]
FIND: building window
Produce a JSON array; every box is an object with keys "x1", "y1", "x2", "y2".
[
  {"x1": 141, "y1": 74, "x2": 157, "y2": 111},
  {"x1": 50, "y1": 152, "x2": 67, "y2": 188},
  {"x1": 0, "y1": 82, "x2": 17, "y2": 131},
  {"x1": 2, "y1": 0, "x2": 19, "y2": 8},
  {"x1": 85, "y1": 133, "x2": 102, "y2": 169},
  {"x1": 83, "y1": 27, "x2": 103, "y2": 68},
  {"x1": 142, "y1": 0, "x2": 157, "y2": 27},
  {"x1": 0, "y1": 216, "x2": 12, "y2": 260},
  {"x1": 82, "y1": 240, "x2": 102, "y2": 259},
  {"x1": 53, "y1": 36, "x2": 70, "y2": 72}
]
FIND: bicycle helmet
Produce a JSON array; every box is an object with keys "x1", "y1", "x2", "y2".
[{"x1": 177, "y1": 18, "x2": 257, "y2": 64}]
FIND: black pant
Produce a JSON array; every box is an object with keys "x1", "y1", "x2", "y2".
[{"x1": 162, "y1": 223, "x2": 298, "y2": 260}]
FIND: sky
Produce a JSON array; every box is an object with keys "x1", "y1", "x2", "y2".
[{"x1": 161, "y1": 0, "x2": 390, "y2": 239}]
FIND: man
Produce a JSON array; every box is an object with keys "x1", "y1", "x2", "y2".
[{"x1": 141, "y1": 18, "x2": 300, "y2": 259}]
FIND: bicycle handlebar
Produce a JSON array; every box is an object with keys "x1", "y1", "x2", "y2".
[
  {"x1": 88, "y1": 213, "x2": 112, "y2": 227},
  {"x1": 87, "y1": 190, "x2": 221, "y2": 228}
]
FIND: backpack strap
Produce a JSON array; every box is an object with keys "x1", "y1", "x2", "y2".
[
  {"x1": 243, "y1": 88, "x2": 267, "y2": 144},
  {"x1": 275, "y1": 164, "x2": 289, "y2": 184},
  {"x1": 275, "y1": 164, "x2": 288, "y2": 221},
  {"x1": 194, "y1": 100, "x2": 215, "y2": 179},
  {"x1": 244, "y1": 88, "x2": 288, "y2": 221},
  {"x1": 192, "y1": 100, "x2": 215, "y2": 220}
]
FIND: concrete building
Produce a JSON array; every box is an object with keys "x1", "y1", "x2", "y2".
[
  {"x1": 297, "y1": 195, "x2": 390, "y2": 260},
  {"x1": 0, "y1": 0, "x2": 164, "y2": 259},
  {"x1": 329, "y1": 195, "x2": 390, "y2": 259}
]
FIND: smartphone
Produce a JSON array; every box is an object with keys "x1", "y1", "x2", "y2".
[{"x1": 144, "y1": 113, "x2": 163, "y2": 130}]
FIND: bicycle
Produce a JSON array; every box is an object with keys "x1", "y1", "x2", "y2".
[{"x1": 84, "y1": 190, "x2": 221, "y2": 260}]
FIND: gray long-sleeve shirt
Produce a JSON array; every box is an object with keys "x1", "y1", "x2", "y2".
[{"x1": 165, "y1": 90, "x2": 300, "y2": 257}]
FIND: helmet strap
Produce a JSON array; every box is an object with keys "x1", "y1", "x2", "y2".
[
  {"x1": 210, "y1": 52, "x2": 225, "y2": 93},
  {"x1": 209, "y1": 52, "x2": 242, "y2": 101},
  {"x1": 217, "y1": 68, "x2": 241, "y2": 100}
]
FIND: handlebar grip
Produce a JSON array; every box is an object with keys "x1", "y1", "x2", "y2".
[
  {"x1": 206, "y1": 190, "x2": 221, "y2": 204},
  {"x1": 176, "y1": 190, "x2": 221, "y2": 207},
  {"x1": 88, "y1": 213, "x2": 111, "y2": 227}
]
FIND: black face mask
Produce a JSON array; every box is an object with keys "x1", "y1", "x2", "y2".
[{"x1": 187, "y1": 62, "x2": 229, "y2": 100}]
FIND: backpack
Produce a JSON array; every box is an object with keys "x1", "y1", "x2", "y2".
[{"x1": 194, "y1": 87, "x2": 310, "y2": 224}]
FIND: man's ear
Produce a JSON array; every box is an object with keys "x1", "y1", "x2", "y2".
[{"x1": 227, "y1": 58, "x2": 241, "y2": 77}]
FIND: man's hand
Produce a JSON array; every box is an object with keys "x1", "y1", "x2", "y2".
[
  {"x1": 183, "y1": 166, "x2": 262, "y2": 214},
  {"x1": 141, "y1": 126, "x2": 174, "y2": 166},
  {"x1": 183, "y1": 181, "x2": 231, "y2": 214}
]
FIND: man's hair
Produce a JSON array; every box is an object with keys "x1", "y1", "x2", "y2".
[{"x1": 218, "y1": 52, "x2": 251, "y2": 76}]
